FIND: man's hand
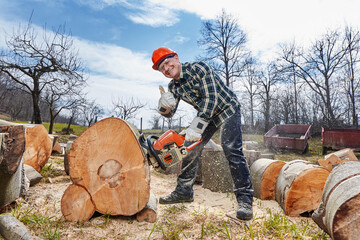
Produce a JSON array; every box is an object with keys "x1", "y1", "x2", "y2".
[
  {"x1": 158, "y1": 85, "x2": 176, "y2": 118},
  {"x1": 184, "y1": 117, "x2": 208, "y2": 142}
]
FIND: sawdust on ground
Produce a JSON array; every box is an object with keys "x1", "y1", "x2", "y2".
[{"x1": 19, "y1": 156, "x2": 315, "y2": 240}]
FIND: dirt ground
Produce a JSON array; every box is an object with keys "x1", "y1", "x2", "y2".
[{"x1": 3, "y1": 153, "x2": 329, "y2": 240}]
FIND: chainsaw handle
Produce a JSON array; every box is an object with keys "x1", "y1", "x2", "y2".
[{"x1": 185, "y1": 139, "x2": 203, "y2": 151}]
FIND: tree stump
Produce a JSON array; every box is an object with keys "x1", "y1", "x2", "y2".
[
  {"x1": 62, "y1": 117, "x2": 150, "y2": 221},
  {"x1": 312, "y1": 161, "x2": 360, "y2": 240},
  {"x1": 0, "y1": 120, "x2": 52, "y2": 172},
  {"x1": 0, "y1": 125, "x2": 27, "y2": 208},
  {"x1": 250, "y1": 158, "x2": 285, "y2": 200},
  {"x1": 275, "y1": 160, "x2": 330, "y2": 216},
  {"x1": 201, "y1": 149, "x2": 233, "y2": 192}
]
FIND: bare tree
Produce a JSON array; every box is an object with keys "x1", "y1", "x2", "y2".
[
  {"x1": 148, "y1": 114, "x2": 161, "y2": 130},
  {"x1": 198, "y1": 9, "x2": 249, "y2": 87},
  {"x1": 256, "y1": 62, "x2": 282, "y2": 132},
  {"x1": 341, "y1": 26, "x2": 360, "y2": 128},
  {"x1": 240, "y1": 57, "x2": 260, "y2": 131},
  {"x1": 112, "y1": 97, "x2": 145, "y2": 121},
  {"x1": 280, "y1": 30, "x2": 348, "y2": 127},
  {"x1": 80, "y1": 100, "x2": 103, "y2": 127},
  {"x1": 0, "y1": 20, "x2": 85, "y2": 124}
]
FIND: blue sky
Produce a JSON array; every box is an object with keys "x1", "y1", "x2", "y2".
[{"x1": 0, "y1": 0, "x2": 359, "y2": 128}]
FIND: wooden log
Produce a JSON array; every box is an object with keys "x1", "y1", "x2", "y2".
[
  {"x1": 0, "y1": 125, "x2": 26, "y2": 174},
  {"x1": 136, "y1": 191, "x2": 157, "y2": 223},
  {"x1": 65, "y1": 117, "x2": 150, "y2": 220},
  {"x1": 312, "y1": 161, "x2": 360, "y2": 240},
  {"x1": 0, "y1": 214, "x2": 34, "y2": 240},
  {"x1": 275, "y1": 160, "x2": 330, "y2": 216},
  {"x1": 244, "y1": 149, "x2": 262, "y2": 167},
  {"x1": 63, "y1": 135, "x2": 77, "y2": 175},
  {"x1": 317, "y1": 148, "x2": 358, "y2": 171},
  {"x1": 0, "y1": 126, "x2": 27, "y2": 208},
  {"x1": 23, "y1": 124, "x2": 52, "y2": 172},
  {"x1": 61, "y1": 184, "x2": 96, "y2": 222},
  {"x1": 250, "y1": 158, "x2": 286, "y2": 200},
  {"x1": 0, "y1": 120, "x2": 52, "y2": 172}
]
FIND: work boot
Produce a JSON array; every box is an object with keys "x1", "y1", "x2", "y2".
[
  {"x1": 159, "y1": 191, "x2": 194, "y2": 204},
  {"x1": 236, "y1": 202, "x2": 253, "y2": 220}
]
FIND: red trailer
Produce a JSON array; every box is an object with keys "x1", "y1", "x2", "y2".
[
  {"x1": 321, "y1": 128, "x2": 360, "y2": 155},
  {"x1": 264, "y1": 124, "x2": 312, "y2": 153}
]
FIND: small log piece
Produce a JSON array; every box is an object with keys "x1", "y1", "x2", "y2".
[
  {"x1": 312, "y1": 161, "x2": 360, "y2": 240},
  {"x1": 317, "y1": 148, "x2": 358, "y2": 171},
  {"x1": 275, "y1": 160, "x2": 330, "y2": 216},
  {"x1": 250, "y1": 158, "x2": 286, "y2": 200},
  {"x1": 61, "y1": 184, "x2": 95, "y2": 222},
  {"x1": 136, "y1": 191, "x2": 157, "y2": 223},
  {"x1": 63, "y1": 117, "x2": 150, "y2": 221},
  {"x1": 244, "y1": 149, "x2": 262, "y2": 167}
]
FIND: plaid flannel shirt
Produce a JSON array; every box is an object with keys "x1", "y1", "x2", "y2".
[{"x1": 168, "y1": 61, "x2": 239, "y2": 127}]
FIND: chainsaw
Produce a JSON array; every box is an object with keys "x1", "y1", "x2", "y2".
[{"x1": 139, "y1": 130, "x2": 202, "y2": 170}]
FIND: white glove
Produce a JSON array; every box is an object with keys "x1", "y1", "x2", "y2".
[
  {"x1": 159, "y1": 92, "x2": 176, "y2": 108},
  {"x1": 185, "y1": 128, "x2": 202, "y2": 142},
  {"x1": 185, "y1": 117, "x2": 209, "y2": 142}
]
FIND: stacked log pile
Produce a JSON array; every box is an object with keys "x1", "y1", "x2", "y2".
[
  {"x1": 61, "y1": 117, "x2": 155, "y2": 222},
  {"x1": 312, "y1": 161, "x2": 360, "y2": 239}
]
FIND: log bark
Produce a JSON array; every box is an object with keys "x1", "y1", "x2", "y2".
[
  {"x1": 63, "y1": 117, "x2": 150, "y2": 221},
  {"x1": 0, "y1": 126, "x2": 28, "y2": 208},
  {"x1": 0, "y1": 120, "x2": 52, "y2": 172},
  {"x1": 136, "y1": 191, "x2": 157, "y2": 223},
  {"x1": 61, "y1": 184, "x2": 96, "y2": 222},
  {"x1": 275, "y1": 160, "x2": 330, "y2": 216},
  {"x1": 312, "y1": 161, "x2": 360, "y2": 240},
  {"x1": 0, "y1": 214, "x2": 34, "y2": 240},
  {"x1": 250, "y1": 158, "x2": 285, "y2": 200}
]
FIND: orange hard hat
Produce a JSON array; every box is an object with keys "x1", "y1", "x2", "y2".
[{"x1": 152, "y1": 47, "x2": 177, "y2": 70}]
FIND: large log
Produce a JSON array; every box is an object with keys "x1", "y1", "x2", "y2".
[
  {"x1": 0, "y1": 120, "x2": 52, "y2": 172},
  {"x1": 63, "y1": 117, "x2": 150, "y2": 221},
  {"x1": 275, "y1": 160, "x2": 330, "y2": 216},
  {"x1": 250, "y1": 158, "x2": 285, "y2": 200},
  {"x1": 0, "y1": 126, "x2": 27, "y2": 209},
  {"x1": 312, "y1": 161, "x2": 360, "y2": 240}
]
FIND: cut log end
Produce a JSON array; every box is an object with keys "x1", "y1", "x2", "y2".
[
  {"x1": 285, "y1": 167, "x2": 330, "y2": 216},
  {"x1": 332, "y1": 193, "x2": 360, "y2": 240},
  {"x1": 260, "y1": 161, "x2": 286, "y2": 200},
  {"x1": 61, "y1": 184, "x2": 95, "y2": 222}
]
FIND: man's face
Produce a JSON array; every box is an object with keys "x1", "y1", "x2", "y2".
[{"x1": 158, "y1": 55, "x2": 181, "y2": 80}]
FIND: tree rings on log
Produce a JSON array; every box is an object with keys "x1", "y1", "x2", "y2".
[
  {"x1": 312, "y1": 161, "x2": 360, "y2": 240},
  {"x1": 61, "y1": 184, "x2": 95, "y2": 222},
  {"x1": 250, "y1": 158, "x2": 285, "y2": 200},
  {"x1": 275, "y1": 160, "x2": 330, "y2": 216},
  {"x1": 66, "y1": 117, "x2": 150, "y2": 219}
]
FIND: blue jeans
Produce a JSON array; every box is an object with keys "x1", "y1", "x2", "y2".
[{"x1": 174, "y1": 107, "x2": 254, "y2": 204}]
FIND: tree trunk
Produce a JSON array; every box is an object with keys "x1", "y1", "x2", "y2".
[
  {"x1": 249, "y1": 158, "x2": 285, "y2": 200},
  {"x1": 275, "y1": 160, "x2": 330, "y2": 216},
  {"x1": 0, "y1": 119, "x2": 53, "y2": 172},
  {"x1": 312, "y1": 161, "x2": 360, "y2": 240},
  {"x1": 63, "y1": 117, "x2": 150, "y2": 221}
]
